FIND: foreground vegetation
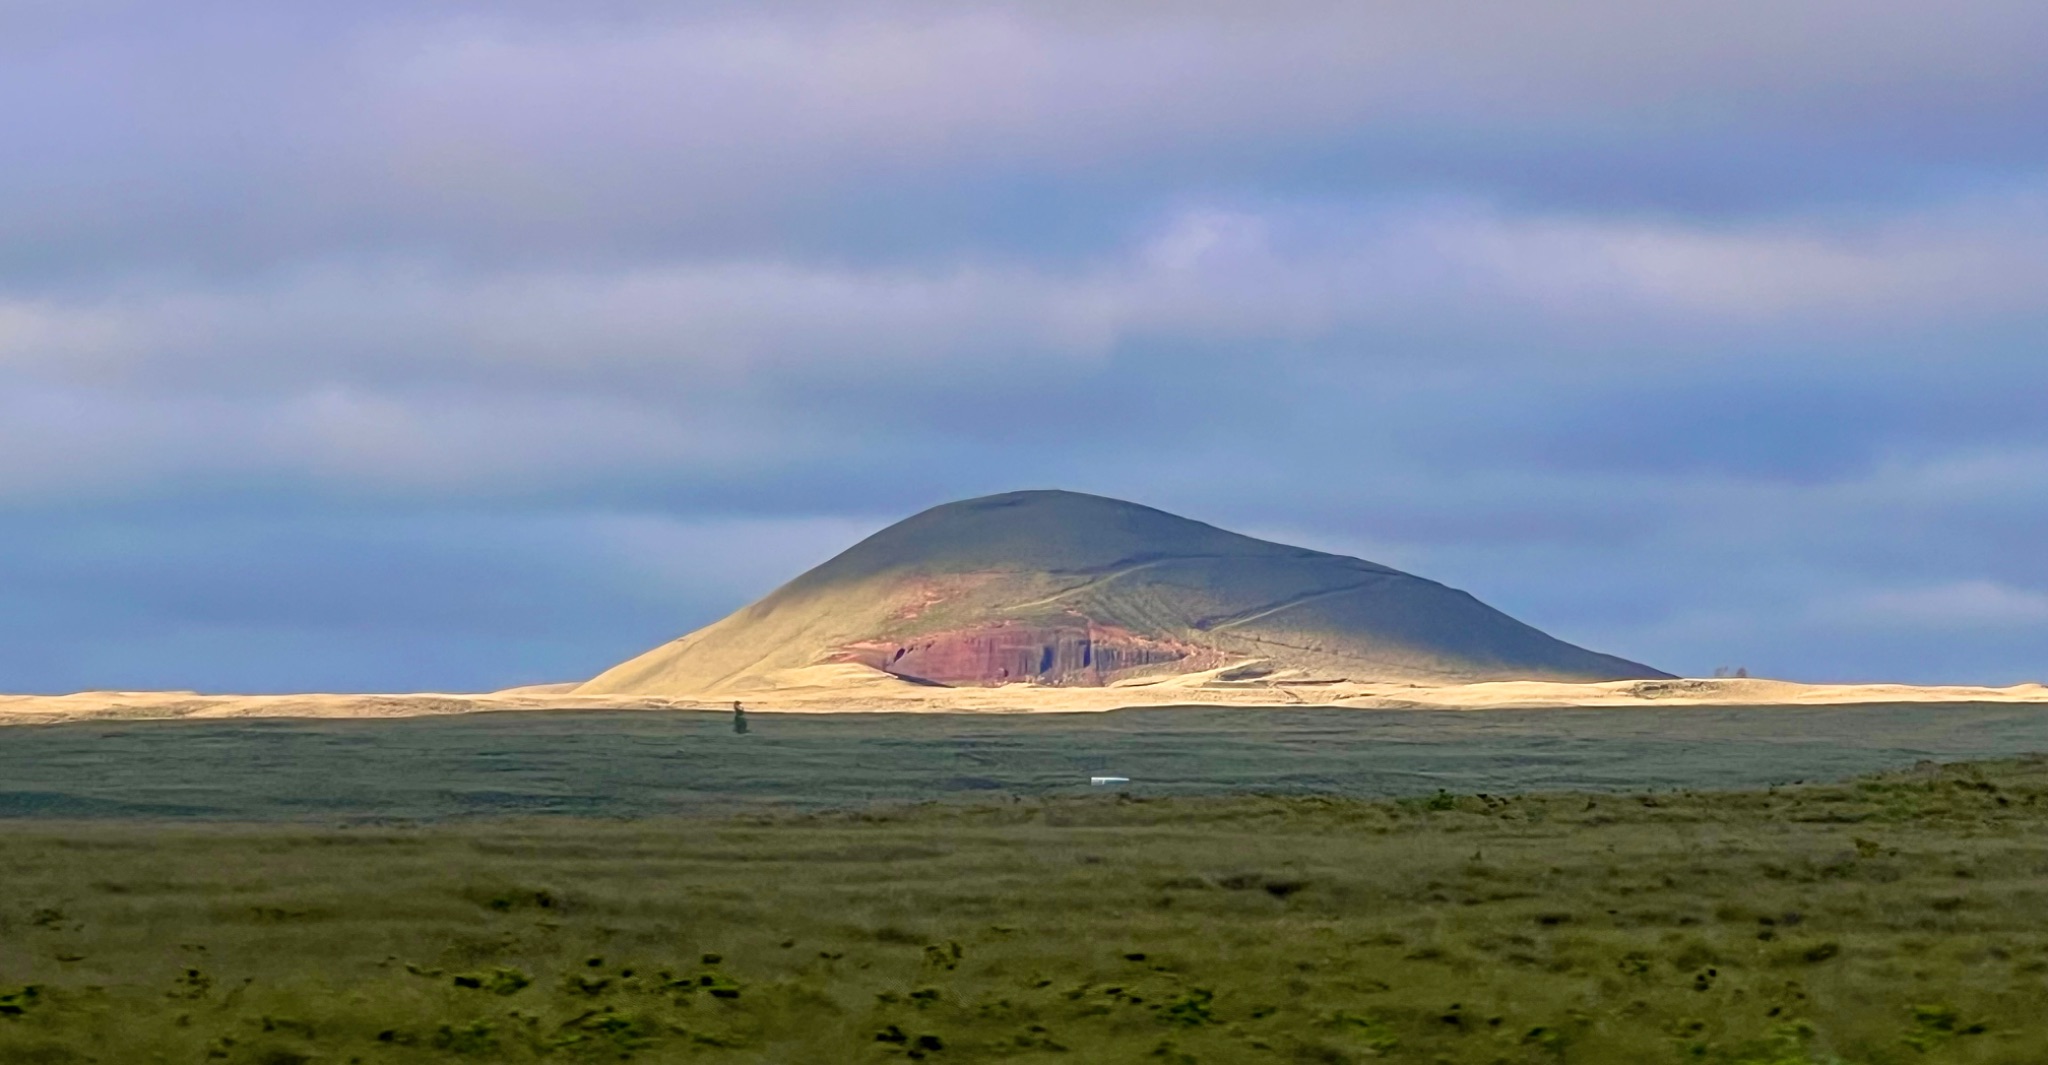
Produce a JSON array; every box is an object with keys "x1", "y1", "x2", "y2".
[{"x1": 3, "y1": 760, "x2": 2046, "y2": 1063}]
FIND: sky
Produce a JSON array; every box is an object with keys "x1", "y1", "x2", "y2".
[{"x1": 3, "y1": 0, "x2": 2045, "y2": 692}]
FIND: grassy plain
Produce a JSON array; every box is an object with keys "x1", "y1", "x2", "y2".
[{"x1": 2, "y1": 759, "x2": 2046, "y2": 1064}]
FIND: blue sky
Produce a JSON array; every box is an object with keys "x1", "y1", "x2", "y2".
[{"x1": 3, "y1": 0, "x2": 2045, "y2": 692}]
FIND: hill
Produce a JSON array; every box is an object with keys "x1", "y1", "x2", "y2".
[{"x1": 577, "y1": 490, "x2": 1667, "y2": 696}]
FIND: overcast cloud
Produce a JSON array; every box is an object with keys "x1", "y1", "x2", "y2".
[{"x1": 3, "y1": 0, "x2": 2044, "y2": 691}]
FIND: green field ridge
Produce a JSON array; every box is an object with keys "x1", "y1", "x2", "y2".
[{"x1": 4, "y1": 758, "x2": 2045, "y2": 1063}]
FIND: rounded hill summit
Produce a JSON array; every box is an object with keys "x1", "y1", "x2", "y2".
[{"x1": 578, "y1": 490, "x2": 1668, "y2": 695}]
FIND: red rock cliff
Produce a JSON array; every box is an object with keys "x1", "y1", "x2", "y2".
[{"x1": 839, "y1": 621, "x2": 1223, "y2": 686}]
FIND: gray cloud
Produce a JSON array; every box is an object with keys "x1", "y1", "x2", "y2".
[
  {"x1": 6, "y1": 1, "x2": 2047, "y2": 279},
  {"x1": 1, "y1": 0, "x2": 2043, "y2": 690}
]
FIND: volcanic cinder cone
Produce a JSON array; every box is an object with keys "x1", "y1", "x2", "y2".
[{"x1": 578, "y1": 490, "x2": 1670, "y2": 695}]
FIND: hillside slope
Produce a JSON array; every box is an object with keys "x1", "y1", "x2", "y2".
[{"x1": 579, "y1": 490, "x2": 1668, "y2": 694}]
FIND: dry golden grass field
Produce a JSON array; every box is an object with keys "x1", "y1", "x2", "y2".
[{"x1": 3, "y1": 758, "x2": 2046, "y2": 1064}]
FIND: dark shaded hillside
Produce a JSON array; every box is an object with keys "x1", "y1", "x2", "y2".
[{"x1": 580, "y1": 490, "x2": 1666, "y2": 694}]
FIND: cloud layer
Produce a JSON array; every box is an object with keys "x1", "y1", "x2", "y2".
[{"x1": 3, "y1": 1, "x2": 2044, "y2": 690}]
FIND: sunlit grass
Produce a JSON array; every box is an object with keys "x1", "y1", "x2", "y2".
[{"x1": 3, "y1": 758, "x2": 2046, "y2": 1062}]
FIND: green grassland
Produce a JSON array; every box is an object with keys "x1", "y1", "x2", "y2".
[{"x1": 3, "y1": 759, "x2": 2046, "y2": 1064}]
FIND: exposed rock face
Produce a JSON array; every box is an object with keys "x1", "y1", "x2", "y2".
[
  {"x1": 578, "y1": 490, "x2": 1670, "y2": 695},
  {"x1": 840, "y1": 621, "x2": 1224, "y2": 687}
]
